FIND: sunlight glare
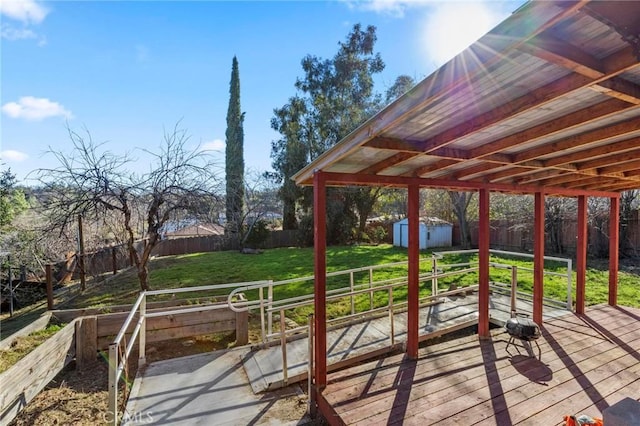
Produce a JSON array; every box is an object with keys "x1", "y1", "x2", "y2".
[{"x1": 423, "y1": 2, "x2": 504, "y2": 66}]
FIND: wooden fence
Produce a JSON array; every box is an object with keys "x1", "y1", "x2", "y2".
[
  {"x1": 0, "y1": 319, "x2": 77, "y2": 426},
  {"x1": 456, "y1": 213, "x2": 640, "y2": 256},
  {"x1": 56, "y1": 230, "x2": 299, "y2": 279}
]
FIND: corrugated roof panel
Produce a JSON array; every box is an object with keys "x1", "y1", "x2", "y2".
[
  {"x1": 553, "y1": 12, "x2": 628, "y2": 58},
  {"x1": 452, "y1": 89, "x2": 608, "y2": 151}
]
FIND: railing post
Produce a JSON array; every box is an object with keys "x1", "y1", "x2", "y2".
[
  {"x1": 388, "y1": 287, "x2": 395, "y2": 346},
  {"x1": 566, "y1": 259, "x2": 573, "y2": 311},
  {"x1": 108, "y1": 342, "x2": 118, "y2": 426},
  {"x1": 368, "y1": 268, "x2": 374, "y2": 310},
  {"x1": 46, "y1": 263, "x2": 54, "y2": 310},
  {"x1": 259, "y1": 287, "x2": 266, "y2": 343},
  {"x1": 139, "y1": 294, "x2": 146, "y2": 366},
  {"x1": 350, "y1": 271, "x2": 355, "y2": 315},
  {"x1": 268, "y1": 281, "x2": 274, "y2": 337},
  {"x1": 280, "y1": 309, "x2": 288, "y2": 386},
  {"x1": 510, "y1": 266, "x2": 518, "y2": 317},
  {"x1": 432, "y1": 254, "x2": 438, "y2": 297},
  {"x1": 308, "y1": 313, "x2": 316, "y2": 417}
]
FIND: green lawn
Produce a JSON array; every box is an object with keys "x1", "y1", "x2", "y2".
[{"x1": 63, "y1": 244, "x2": 640, "y2": 326}]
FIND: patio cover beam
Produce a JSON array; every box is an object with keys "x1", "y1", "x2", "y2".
[
  {"x1": 576, "y1": 195, "x2": 588, "y2": 314},
  {"x1": 609, "y1": 196, "x2": 620, "y2": 306},
  {"x1": 313, "y1": 171, "x2": 327, "y2": 389},
  {"x1": 533, "y1": 192, "x2": 545, "y2": 325},
  {"x1": 407, "y1": 184, "x2": 420, "y2": 358},
  {"x1": 478, "y1": 188, "x2": 490, "y2": 337}
]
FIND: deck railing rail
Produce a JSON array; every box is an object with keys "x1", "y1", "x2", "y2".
[{"x1": 108, "y1": 249, "x2": 571, "y2": 424}]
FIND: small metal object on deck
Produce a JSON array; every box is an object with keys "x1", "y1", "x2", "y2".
[{"x1": 505, "y1": 316, "x2": 541, "y2": 358}]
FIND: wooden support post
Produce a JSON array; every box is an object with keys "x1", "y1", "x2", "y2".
[
  {"x1": 235, "y1": 309, "x2": 249, "y2": 345},
  {"x1": 407, "y1": 183, "x2": 420, "y2": 358},
  {"x1": 112, "y1": 247, "x2": 118, "y2": 275},
  {"x1": 313, "y1": 171, "x2": 327, "y2": 389},
  {"x1": 77, "y1": 214, "x2": 86, "y2": 291},
  {"x1": 609, "y1": 196, "x2": 619, "y2": 306},
  {"x1": 46, "y1": 264, "x2": 54, "y2": 310},
  {"x1": 533, "y1": 192, "x2": 545, "y2": 325},
  {"x1": 478, "y1": 188, "x2": 490, "y2": 338},
  {"x1": 75, "y1": 315, "x2": 98, "y2": 370},
  {"x1": 576, "y1": 195, "x2": 588, "y2": 314}
]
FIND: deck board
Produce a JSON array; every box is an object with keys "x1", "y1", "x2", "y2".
[{"x1": 321, "y1": 305, "x2": 640, "y2": 426}]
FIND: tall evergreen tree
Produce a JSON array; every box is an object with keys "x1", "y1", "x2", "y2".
[
  {"x1": 225, "y1": 56, "x2": 245, "y2": 236},
  {"x1": 271, "y1": 24, "x2": 386, "y2": 242}
]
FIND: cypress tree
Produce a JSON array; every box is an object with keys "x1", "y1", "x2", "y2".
[{"x1": 225, "y1": 56, "x2": 245, "y2": 236}]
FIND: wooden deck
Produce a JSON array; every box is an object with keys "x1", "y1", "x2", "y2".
[{"x1": 319, "y1": 304, "x2": 640, "y2": 425}]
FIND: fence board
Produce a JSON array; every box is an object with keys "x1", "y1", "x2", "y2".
[{"x1": 0, "y1": 320, "x2": 76, "y2": 426}]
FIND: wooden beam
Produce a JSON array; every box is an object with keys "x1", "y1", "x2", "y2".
[
  {"x1": 313, "y1": 171, "x2": 327, "y2": 389},
  {"x1": 515, "y1": 169, "x2": 567, "y2": 185},
  {"x1": 319, "y1": 171, "x2": 620, "y2": 198},
  {"x1": 513, "y1": 114, "x2": 640, "y2": 164},
  {"x1": 407, "y1": 184, "x2": 420, "y2": 358},
  {"x1": 482, "y1": 165, "x2": 539, "y2": 183},
  {"x1": 609, "y1": 196, "x2": 620, "y2": 306},
  {"x1": 365, "y1": 137, "x2": 426, "y2": 152},
  {"x1": 407, "y1": 159, "x2": 460, "y2": 178},
  {"x1": 452, "y1": 162, "x2": 502, "y2": 180},
  {"x1": 421, "y1": 73, "x2": 594, "y2": 153},
  {"x1": 576, "y1": 195, "x2": 587, "y2": 315},
  {"x1": 520, "y1": 34, "x2": 604, "y2": 79},
  {"x1": 533, "y1": 192, "x2": 544, "y2": 325},
  {"x1": 598, "y1": 158, "x2": 640, "y2": 175},
  {"x1": 564, "y1": 176, "x2": 620, "y2": 189},
  {"x1": 470, "y1": 99, "x2": 630, "y2": 159},
  {"x1": 544, "y1": 135, "x2": 640, "y2": 167},
  {"x1": 358, "y1": 152, "x2": 418, "y2": 175},
  {"x1": 578, "y1": 149, "x2": 640, "y2": 171},
  {"x1": 478, "y1": 188, "x2": 490, "y2": 338},
  {"x1": 591, "y1": 77, "x2": 640, "y2": 105}
]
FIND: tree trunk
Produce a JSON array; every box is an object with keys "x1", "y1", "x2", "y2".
[
  {"x1": 282, "y1": 198, "x2": 297, "y2": 230},
  {"x1": 449, "y1": 191, "x2": 473, "y2": 249}
]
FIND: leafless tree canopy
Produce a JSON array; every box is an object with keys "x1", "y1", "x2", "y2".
[{"x1": 37, "y1": 123, "x2": 222, "y2": 290}]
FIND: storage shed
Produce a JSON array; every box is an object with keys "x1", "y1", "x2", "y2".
[{"x1": 393, "y1": 217, "x2": 452, "y2": 249}]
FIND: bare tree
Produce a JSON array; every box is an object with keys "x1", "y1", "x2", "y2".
[{"x1": 37, "y1": 124, "x2": 221, "y2": 291}]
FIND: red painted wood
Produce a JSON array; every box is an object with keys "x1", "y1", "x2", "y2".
[
  {"x1": 407, "y1": 184, "x2": 420, "y2": 358},
  {"x1": 609, "y1": 196, "x2": 619, "y2": 306},
  {"x1": 478, "y1": 188, "x2": 490, "y2": 338},
  {"x1": 317, "y1": 172, "x2": 619, "y2": 198},
  {"x1": 576, "y1": 195, "x2": 587, "y2": 315},
  {"x1": 314, "y1": 171, "x2": 328, "y2": 388},
  {"x1": 533, "y1": 192, "x2": 545, "y2": 325}
]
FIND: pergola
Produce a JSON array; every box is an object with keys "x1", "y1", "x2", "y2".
[{"x1": 293, "y1": 0, "x2": 640, "y2": 416}]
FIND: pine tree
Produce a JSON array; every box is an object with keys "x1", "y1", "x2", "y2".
[{"x1": 225, "y1": 56, "x2": 245, "y2": 236}]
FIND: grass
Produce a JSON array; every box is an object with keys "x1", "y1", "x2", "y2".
[
  {"x1": 0, "y1": 322, "x2": 66, "y2": 373},
  {"x1": 61, "y1": 244, "x2": 640, "y2": 325}
]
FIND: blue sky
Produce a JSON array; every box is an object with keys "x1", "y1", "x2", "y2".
[{"x1": 1, "y1": 0, "x2": 524, "y2": 184}]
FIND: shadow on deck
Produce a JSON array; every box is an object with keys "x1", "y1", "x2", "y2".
[{"x1": 124, "y1": 292, "x2": 568, "y2": 424}]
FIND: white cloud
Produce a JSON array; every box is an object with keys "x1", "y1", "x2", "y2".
[
  {"x1": 0, "y1": 150, "x2": 29, "y2": 162},
  {"x1": 0, "y1": 0, "x2": 49, "y2": 24},
  {"x1": 1, "y1": 25, "x2": 37, "y2": 40},
  {"x1": 2, "y1": 96, "x2": 74, "y2": 121},
  {"x1": 0, "y1": 23, "x2": 47, "y2": 44},
  {"x1": 202, "y1": 139, "x2": 225, "y2": 151},
  {"x1": 341, "y1": 0, "x2": 430, "y2": 18}
]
